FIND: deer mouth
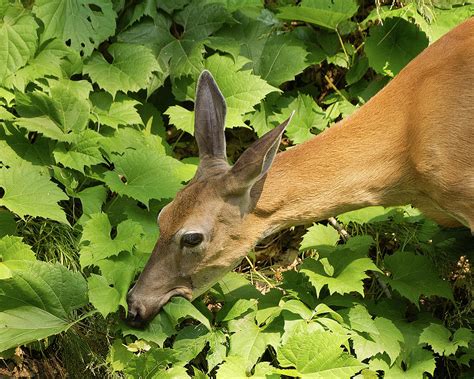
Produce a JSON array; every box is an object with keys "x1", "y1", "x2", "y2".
[{"x1": 125, "y1": 286, "x2": 193, "y2": 329}]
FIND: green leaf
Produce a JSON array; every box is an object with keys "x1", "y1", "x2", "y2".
[
  {"x1": 216, "y1": 356, "x2": 279, "y2": 379},
  {"x1": 33, "y1": 0, "x2": 116, "y2": 58},
  {"x1": 277, "y1": 327, "x2": 365, "y2": 378},
  {"x1": 0, "y1": 236, "x2": 35, "y2": 261},
  {"x1": 120, "y1": 311, "x2": 176, "y2": 347},
  {"x1": 79, "y1": 213, "x2": 143, "y2": 267},
  {"x1": 0, "y1": 260, "x2": 88, "y2": 352},
  {"x1": 301, "y1": 248, "x2": 381, "y2": 297},
  {"x1": 275, "y1": 94, "x2": 326, "y2": 144},
  {"x1": 53, "y1": 129, "x2": 104, "y2": 173},
  {"x1": 338, "y1": 206, "x2": 401, "y2": 224},
  {"x1": 0, "y1": 165, "x2": 67, "y2": 223},
  {"x1": 15, "y1": 80, "x2": 91, "y2": 141},
  {"x1": 87, "y1": 274, "x2": 120, "y2": 318},
  {"x1": 351, "y1": 317, "x2": 404, "y2": 364},
  {"x1": 365, "y1": 18, "x2": 429, "y2": 77},
  {"x1": 163, "y1": 297, "x2": 211, "y2": 330},
  {"x1": 90, "y1": 92, "x2": 142, "y2": 128},
  {"x1": 204, "y1": 54, "x2": 279, "y2": 128},
  {"x1": 278, "y1": 0, "x2": 359, "y2": 30},
  {"x1": 228, "y1": 315, "x2": 281, "y2": 370},
  {"x1": 102, "y1": 149, "x2": 195, "y2": 205},
  {"x1": 87, "y1": 250, "x2": 138, "y2": 318},
  {"x1": 0, "y1": 210, "x2": 16, "y2": 237},
  {"x1": 83, "y1": 43, "x2": 159, "y2": 97},
  {"x1": 300, "y1": 223, "x2": 341, "y2": 251},
  {"x1": 428, "y1": 6, "x2": 474, "y2": 41},
  {"x1": 0, "y1": 5, "x2": 38, "y2": 86},
  {"x1": 419, "y1": 324, "x2": 472, "y2": 356},
  {"x1": 164, "y1": 105, "x2": 194, "y2": 134},
  {"x1": 369, "y1": 349, "x2": 436, "y2": 379},
  {"x1": 383, "y1": 251, "x2": 453, "y2": 306},
  {"x1": 246, "y1": 34, "x2": 308, "y2": 87}
]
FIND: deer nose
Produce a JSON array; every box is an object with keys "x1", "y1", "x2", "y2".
[{"x1": 125, "y1": 295, "x2": 147, "y2": 328}]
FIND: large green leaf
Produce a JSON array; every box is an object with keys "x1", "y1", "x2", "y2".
[
  {"x1": 102, "y1": 149, "x2": 195, "y2": 205},
  {"x1": 369, "y1": 349, "x2": 436, "y2": 379},
  {"x1": 0, "y1": 236, "x2": 35, "y2": 262},
  {"x1": 83, "y1": 43, "x2": 159, "y2": 97},
  {"x1": 79, "y1": 213, "x2": 144, "y2": 267},
  {"x1": 300, "y1": 248, "x2": 381, "y2": 297},
  {"x1": 0, "y1": 164, "x2": 67, "y2": 223},
  {"x1": 383, "y1": 251, "x2": 453, "y2": 306},
  {"x1": 365, "y1": 18, "x2": 429, "y2": 77},
  {"x1": 15, "y1": 80, "x2": 91, "y2": 141},
  {"x1": 33, "y1": 0, "x2": 116, "y2": 58},
  {"x1": 228, "y1": 315, "x2": 281, "y2": 370},
  {"x1": 299, "y1": 223, "x2": 340, "y2": 251},
  {"x1": 0, "y1": 5, "x2": 38, "y2": 86},
  {"x1": 419, "y1": 324, "x2": 472, "y2": 356},
  {"x1": 277, "y1": 327, "x2": 365, "y2": 378},
  {"x1": 88, "y1": 252, "x2": 138, "y2": 317},
  {"x1": 0, "y1": 260, "x2": 88, "y2": 352},
  {"x1": 278, "y1": 0, "x2": 359, "y2": 30},
  {"x1": 53, "y1": 129, "x2": 105, "y2": 173},
  {"x1": 90, "y1": 92, "x2": 142, "y2": 129}
]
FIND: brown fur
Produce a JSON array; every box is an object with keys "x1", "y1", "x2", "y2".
[{"x1": 126, "y1": 19, "x2": 474, "y2": 326}]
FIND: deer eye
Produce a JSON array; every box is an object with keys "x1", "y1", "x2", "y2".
[{"x1": 181, "y1": 232, "x2": 204, "y2": 248}]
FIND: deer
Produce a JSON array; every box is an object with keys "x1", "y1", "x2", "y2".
[{"x1": 126, "y1": 18, "x2": 474, "y2": 327}]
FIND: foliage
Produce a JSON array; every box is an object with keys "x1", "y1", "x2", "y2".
[{"x1": 0, "y1": 0, "x2": 473, "y2": 377}]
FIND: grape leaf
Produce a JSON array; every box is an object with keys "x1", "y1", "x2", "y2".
[
  {"x1": 216, "y1": 356, "x2": 279, "y2": 379},
  {"x1": 88, "y1": 252, "x2": 138, "y2": 317},
  {"x1": 0, "y1": 260, "x2": 88, "y2": 352},
  {"x1": 205, "y1": 54, "x2": 279, "y2": 128},
  {"x1": 15, "y1": 80, "x2": 91, "y2": 141},
  {"x1": 53, "y1": 129, "x2": 105, "y2": 173},
  {"x1": 33, "y1": 0, "x2": 116, "y2": 58},
  {"x1": 369, "y1": 349, "x2": 436, "y2": 379},
  {"x1": 164, "y1": 105, "x2": 194, "y2": 134},
  {"x1": 273, "y1": 94, "x2": 326, "y2": 144},
  {"x1": 90, "y1": 92, "x2": 142, "y2": 128},
  {"x1": 102, "y1": 149, "x2": 195, "y2": 205},
  {"x1": 228, "y1": 315, "x2": 281, "y2": 370},
  {"x1": 0, "y1": 165, "x2": 67, "y2": 223},
  {"x1": 0, "y1": 5, "x2": 38, "y2": 86},
  {"x1": 365, "y1": 18, "x2": 429, "y2": 77},
  {"x1": 120, "y1": 311, "x2": 176, "y2": 347},
  {"x1": 383, "y1": 251, "x2": 453, "y2": 306},
  {"x1": 79, "y1": 213, "x2": 144, "y2": 267},
  {"x1": 351, "y1": 317, "x2": 404, "y2": 364},
  {"x1": 277, "y1": 0, "x2": 359, "y2": 30},
  {"x1": 0, "y1": 236, "x2": 35, "y2": 261},
  {"x1": 419, "y1": 324, "x2": 472, "y2": 356},
  {"x1": 301, "y1": 248, "x2": 381, "y2": 296},
  {"x1": 277, "y1": 327, "x2": 365, "y2": 378},
  {"x1": 300, "y1": 223, "x2": 340, "y2": 251},
  {"x1": 83, "y1": 43, "x2": 159, "y2": 97},
  {"x1": 162, "y1": 297, "x2": 211, "y2": 331}
]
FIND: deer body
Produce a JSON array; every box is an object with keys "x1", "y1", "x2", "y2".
[{"x1": 126, "y1": 18, "x2": 474, "y2": 327}]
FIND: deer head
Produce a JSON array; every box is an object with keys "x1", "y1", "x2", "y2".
[{"x1": 126, "y1": 71, "x2": 292, "y2": 327}]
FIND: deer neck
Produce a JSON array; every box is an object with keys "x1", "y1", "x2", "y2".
[{"x1": 246, "y1": 88, "x2": 415, "y2": 239}]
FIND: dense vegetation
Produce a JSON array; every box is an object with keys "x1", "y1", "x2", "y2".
[{"x1": 0, "y1": 0, "x2": 473, "y2": 377}]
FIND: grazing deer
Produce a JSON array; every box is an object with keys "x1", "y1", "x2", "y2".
[{"x1": 126, "y1": 18, "x2": 474, "y2": 327}]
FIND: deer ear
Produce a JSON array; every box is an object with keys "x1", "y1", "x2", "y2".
[
  {"x1": 230, "y1": 113, "x2": 293, "y2": 189},
  {"x1": 194, "y1": 70, "x2": 227, "y2": 161}
]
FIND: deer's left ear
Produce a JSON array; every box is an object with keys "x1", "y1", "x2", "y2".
[{"x1": 229, "y1": 113, "x2": 293, "y2": 189}]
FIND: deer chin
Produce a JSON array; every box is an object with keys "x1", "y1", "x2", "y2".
[{"x1": 126, "y1": 286, "x2": 193, "y2": 328}]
